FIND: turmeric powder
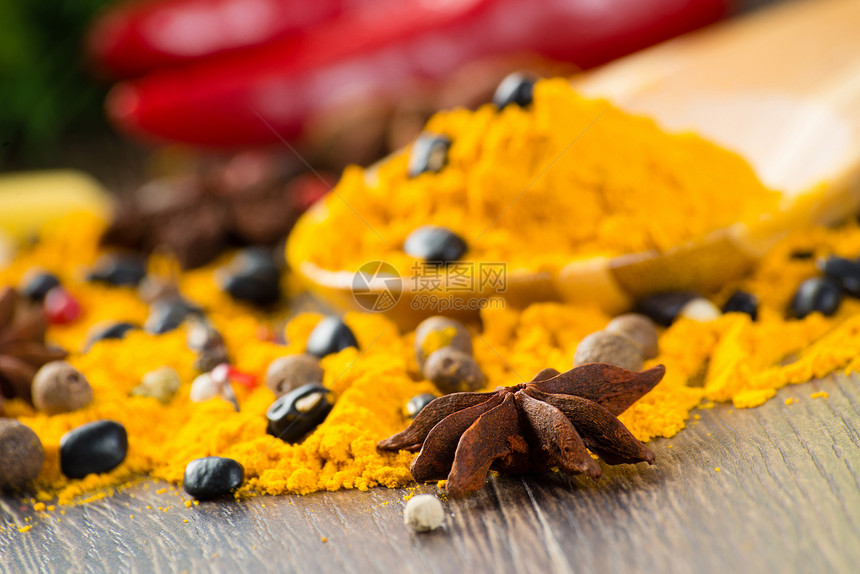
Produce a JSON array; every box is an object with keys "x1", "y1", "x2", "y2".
[
  {"x1": 4, "y1": 212, "x2": 860, "y2": 503},
  {"x1": 5, "y1": 80, "x2": 860, "y2": 504},
  {"x1": 289, "y1": 78, "x2": 781, "y2": 277}
]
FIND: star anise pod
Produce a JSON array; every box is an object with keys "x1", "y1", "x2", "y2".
[
  {"x1": 378, "y1": 363, "x2": 665, "y2": 497},
  {"x1": 0, "y1": 287, "x2": 68, "y2": 404}
]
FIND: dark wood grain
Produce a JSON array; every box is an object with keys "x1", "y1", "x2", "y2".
[{"x1": 2, "y1": 372, "x2": 859, "y2": 573}]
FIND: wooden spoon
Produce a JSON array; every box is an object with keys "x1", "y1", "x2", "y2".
[{"x1": 289, "y1": 0, "x2": 860, "y2": 328}]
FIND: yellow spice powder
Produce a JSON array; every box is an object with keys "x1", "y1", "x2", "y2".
[
  {"x1": 6, "y1": 216, "x2": 860, "y2": 503},
  {"x1": 290, "y1": 78, "x2": 781, "y2": 277}
]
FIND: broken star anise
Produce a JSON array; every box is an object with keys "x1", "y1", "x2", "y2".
[
  {"x1": 378, "y1": 363, "x2": 665, "y2": 497},
  {"x1": 0, "y1": 286, "x2": 68, "y2": 404}
]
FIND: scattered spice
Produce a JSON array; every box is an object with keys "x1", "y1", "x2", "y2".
[
  {"x1": 403, "y1": 494, "x2": 444, "y2": 532},
  {"x1": 422, "y1": 348, "x2": 484, "y2": 395},
  {"x1": 413, "y1": 316, "x2": 473, "y2": 367},
  {"x1": 86, "y1": 321, "x2": 140, "y2": 349},
  {"x1": 60, "y1": 420, "x2": 128, "y2": 479},
  {"x1": 6, "y1": 197, "x2": 860, "y2": 503},
  {"x1": 0, "y1": 419, "x2": 45, "y2": 487},
  {"x1": 379, "y1": 364, "x2": 662, "y2": 497},
  {"x1": 493, "y1": 72, "x2": 537, "y2": 109},
  {"x1": 131, "y1": 366, "x2": 181, "y2": 404},
  {"x1": 574, "y1": 331, "x2": 643, "y2": 372},
  {"x1": 31, "y1": 361, "x2": 93, "y2": 415},
  {"x1": 19, "y1": 271, "x2": 60, "y2": 302},
  {"x1": 722, "y1": 290, "x2": 759, "y2": 321},
  {"x1": 86, "y1": 254, "x2": 147, "y2": 287},
  {"x1": 185, "y1": 319, "x2": 229, "y2": 372},
  {"x1": 406, "y1": 393, "x2": 437, "y2": 418},
  {"x1": 635, "y1": 292, "x2": 701, "y2": 327},
  {"x1": 306, "y1": 317, "x2": 359, "y2": 359},
  {"x1": 266, "y1": 384, "x2": 334, "y2": 443},
  {"x1": 403, "y1": 225, "x2": 467, "y2": 263},
  {"x1": 43, "y1": 287, "x2": 83, "y2": 326},
  {"x1": 604, "y1": 314, "x2": 659, "y2": 360},
  {"x1": 0, "y1": 287, "x2": 67, "y2": 403},
  {"x1": 183, "y1": 456, "x2": 244, "y2": 500},
  {"x1": 678, "y1": 298, "x2": 722, "y2": 323},
  {"x1": 218, "y1": 248, "x2": 282, "y2": 306},
  {"x1": 407, "y1": 135, "x2": 452, "y2": 179},
  {"x1": 264, "y1": 354, "x2": 324, "y2": 397},
  {"x1": 791, "y1": 277, "x2": 842, "y2": 319}
]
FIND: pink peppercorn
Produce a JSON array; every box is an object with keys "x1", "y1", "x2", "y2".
[{"x1": 44, "y1": 287, "x2": 82, "y2": 325}]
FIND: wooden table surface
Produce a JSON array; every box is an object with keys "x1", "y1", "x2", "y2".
[{"x1": 2, "y1": 370, "x2": 858, "y2": 573}]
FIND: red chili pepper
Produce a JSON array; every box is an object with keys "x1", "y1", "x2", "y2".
[
  {"x1": 104, "y1": 0, "x2": 727, "y2": 147},
  {"x1": 87, "y1": 0, "x2": 358, "y2": 78}
]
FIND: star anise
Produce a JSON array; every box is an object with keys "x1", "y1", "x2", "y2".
[
  {"x1": 378, "y1": 363, "x2": 665, "y2": 497},
  {"x1": 0, "y1": 287, "x2": 68, "y2": 404}
]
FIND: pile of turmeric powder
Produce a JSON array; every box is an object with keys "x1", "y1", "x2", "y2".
[
  {"x1": 290, "y1": 78, "x2": 782, "y2": 277},
  {"x1": 3, "y1": 212, "x2": 860, "y2": 505}
]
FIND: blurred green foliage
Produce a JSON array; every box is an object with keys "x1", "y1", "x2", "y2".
[{"x1": 0, "y1": 0, "x2": 116, "y2": 165}]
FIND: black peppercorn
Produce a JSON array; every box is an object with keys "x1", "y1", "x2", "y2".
[
  {"x1": 819, "y1": 255, "x2": 860, "y2": 297},
  {"x1": 86, "y1": 321, "x2": 139, "y2": 348},
  {"x1": 19, "y1": 271, "x2": 60, "y2": 302},
  {"x1": 60, "y1": 420, "x2": 128, "y2": 479},
  {"x1": 634, "y1": 291, "x2": 700, "y2": 327},
  {"x1": 791, "y1": 277, "x2": 843, "y2": 319},
  {"x1": 219, "y1": 248, "x2": 282, "y2": 306},
  {"x1": 221, "y1": 271, "x2": 281, "y2": 306},
  {"x1": 86, "y1": 254, "x2": 147, "y2": 287},
  {"x1": 789, "y1": 249, "x2": 815, "y2": 260},
  {"x1": 306, "y1": 317, "x2": 359, "y2": 358},
  {"x1": 144, "y1": 297, "x2": 203, "y2": 334},
  {"x1": 493, "y1": 72, "x2": 536, "y2": 109},
  {"x1": 183, "y1": 456, "x2": 244, "y2": 500},
  {"x1": 722, "y1": 290, "x2": 759, "y2": 321},
  {"x1": 819, "y1": 255, "x2": 860, "y2": 280},
  {"x1": 408, "y1": 133, "x2": 451, "y2": 178},
  {"x1": 266, "y1": 383, "x2": 334, "y2": 442},
  {"x1": 406, "y1": 393, "x2": 437, "y2": 418},
  {"x1": 404, "y1": 225, "x2": 468, "y2": 263}
]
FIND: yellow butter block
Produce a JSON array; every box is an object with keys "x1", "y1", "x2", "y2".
[{"x1": 0, "y1": 170, "x2": 112, "y2": 240}]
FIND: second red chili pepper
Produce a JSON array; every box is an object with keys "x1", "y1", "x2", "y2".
[{"x1": 104, "y1": 0, "x2": 728, "y2": 148}]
